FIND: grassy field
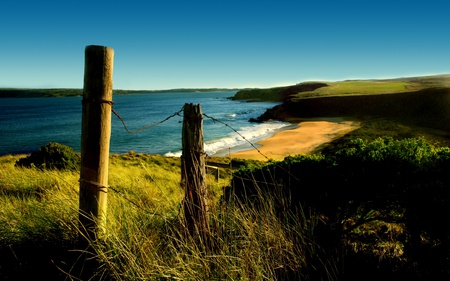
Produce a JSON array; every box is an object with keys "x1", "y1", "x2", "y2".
[
  {"x1": 247, "y1": 75, "x2": 450, "y2": 141},
  {"x1": 2, "y1": 137, "x2": 449, "y2": 280},
  {"x1": 232, "y1": 74, "x2": 450, "y2": 102},
  {"x1": 1, "y1": 152, "x2": 337, "y2": 280},
  {"x1": 292, "y1": 74, "x2": 450, "y2": 99},
  {"x1": 292, "y1": 80, "x2": 416, "y2": 99},
  {"x1": 4, "y1": 153, "x2": 309, "y2": 280}
]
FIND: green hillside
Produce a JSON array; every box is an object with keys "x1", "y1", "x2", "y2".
[
  {"x1": 232, "y1": 74, "x2": 450, "y2": 102},
  {"x1": 237, "y1": 74, "x2": 450, "y2": 149}
]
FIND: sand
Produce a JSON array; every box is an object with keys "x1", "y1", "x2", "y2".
[{"x1": 227, "y1": 118, "x2": 361, "y2": 161}]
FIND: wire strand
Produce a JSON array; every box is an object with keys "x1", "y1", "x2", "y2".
[
  {"x1": 111, "y1": 107, "x2": 184, "y2": 134},
  {"x1": 202, "y1": 113, "x2": 271, "y2": 161}
]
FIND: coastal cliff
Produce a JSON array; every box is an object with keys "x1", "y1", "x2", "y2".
[
  {"x1": 256, "y1": 87, "x2": 450, "y2": 131},
  {"x1": 236, "y1": 75, "x2": 450, "y2": 133}
]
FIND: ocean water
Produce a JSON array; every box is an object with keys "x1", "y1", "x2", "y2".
[{"x1": 0, "y1": 91, "x2": 290, "y2": 156}]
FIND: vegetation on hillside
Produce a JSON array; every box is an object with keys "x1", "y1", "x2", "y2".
[
  {"x1": 15, "y1": 142, "x2": 80, "y2": 170},
  {"x1": 2, "y1": 74, "x2": 448, "y2": 100},
  {"x1": 2, "y1": 74, "x2": 450, "y2": 280},
  {"x1": 1, "y1": 137, "x2": 449, "y2": 280},
  {"x1": 319, "y1": 116, "x2": 450, "y2": 153},
  {"x1": 231, "y1": 74, "x2": 450, "y2": 102},
  {"x1": 228, "y1": 137, "x2": 450, "y2": 280},
  {"x1": 231, "y1": 82, "x2": 328, "y2": 102},
  {"x1": 0, "y1": 88, "x2": 84, "y2": 98},
  {"x1": 0, "y1": 88, "x2": 240, "y2": 98},
  {"x1": 244, "y1": 75, "x2": 450, "y2": 141}
]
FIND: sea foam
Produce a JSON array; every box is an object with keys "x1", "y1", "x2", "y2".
[{"x1": 164, "y1": 121, "x2": 290, "y2": 157}]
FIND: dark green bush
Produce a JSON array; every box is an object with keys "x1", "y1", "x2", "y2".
[
  {"x1": 227, "y1": 137, "x2": 450, "y2": 280},
  {"x1": 15, "y1": 142, "x2": 80, "y2": 171}
]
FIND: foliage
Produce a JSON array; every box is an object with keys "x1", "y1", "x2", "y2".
[
  {"x1": 320, "y1": 116, "x2": 450, "y2": 154},
  {"x1": 0, "y1": 155, "x2": 80, "y2": 280},
  {"x1": 0, "y1": 88, "x2": 83, "y2": 98},
  {"x1": 0, "y1": 88, "x2": 239, "y2": 98},
  {"x1": 229, "y1": 137, "x2": 450, "y2": 280},
  {"x1": 15, "y1": 142, "x2": 80, "y2": 171},
  {"x1": 2, "y1": 137, "x2": 450, "y2": 280},
  {"x1": 232, "y1": 86, "x2": 286, "y2": 101},
  {"x1": 1, "y1": 153, "x2": 185, "y2": 279},
  {"x1": 93, "y1": 191, "x2": 323, "y2": 281},
  {"x1": 231, "y1": 74, "x2": 450, "y2": 103},
  {"x1": 232, "y1": 82, "x2": 328, "y2": 102},
  {"x1": 0, "y1": 153, "x2": 321, "y2": 280}
]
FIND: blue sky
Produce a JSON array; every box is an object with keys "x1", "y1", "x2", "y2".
[{"x1": 1, "y1": 0, "x2": 449, "y2": 90}]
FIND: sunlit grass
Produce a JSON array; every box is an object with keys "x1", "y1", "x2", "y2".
[
  {"x1": 0, "y1": 155, "x2": 79, "y2": 245},
  {"x1": 325, "y1": 80, "x2": 417, "y2": 94},
  {"x1": 292, "y1": 80, "x2": 422, "y2": 99},
  {"x1": 2, "y1": 153, "x2": 319, "y2": 280},
  {"x1": 3, "y1": 146, "x2": 429, "y2": 280},
  {"x1": 96, "y1": 179, "x2": 321, "y2": 281}
]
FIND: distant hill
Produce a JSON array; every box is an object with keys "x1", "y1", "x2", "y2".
[
  {"x1": 0, "y1": 88, "x2": 84, "y2": 98},
  {"x1": 242, "y1": 74, "x2": 450, "y2": 144},
  {"x1": 231, "y1": 75, "x2": 450, "y2": 121},
  {"x1": 231, "y1": 82, "x2": 329, "y2": 102},
  {"x1": 0, "y1": 88, "x2": 240, "y2": 98},
  {"x1": 232, "y1": 74, "x2": 450, "y2": 102}
]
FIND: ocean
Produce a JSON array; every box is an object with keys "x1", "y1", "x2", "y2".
[{"x1": 0, "y1": 91, "x2": 290, "y2": 156}]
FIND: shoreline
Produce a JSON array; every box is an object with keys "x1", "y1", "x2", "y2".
[
  {"x1": 224, "y1": 117, "x2": 361, "y2": 161},
  {"x1": 1, "y1": 118, "x2": 361, "y2": 160}
]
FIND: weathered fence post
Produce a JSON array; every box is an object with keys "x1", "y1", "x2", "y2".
[
  {"x1": 181, "y1": 103, "x2": 210, "y2": 242},
  {"x1": 79, "y1": 45, "x2": 114, "y2": 240}
]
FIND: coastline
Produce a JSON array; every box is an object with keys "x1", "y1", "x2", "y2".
[
  {"x1": 3, "y1": 118, "x2": 360, "y2": 159},
  {"x1": 225, "y1": 117, "x2": 361, "y2": 161}
]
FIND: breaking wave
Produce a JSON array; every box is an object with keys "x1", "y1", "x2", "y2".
[{"x1": 164, "y1": 121, "x2": 290, "y2": 157}]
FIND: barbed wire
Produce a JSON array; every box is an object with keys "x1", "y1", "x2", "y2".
[
  {"x1": 202, "y1": 113, "x2": 271, "y2": 161},
  {"x1": 110, "y1": 105, "x2": 273, "y2": 161},
  {"x1": 111, "y1": 106, "x2": 184, "y2": 134},
  {"x1": 202, "y1": 113, "x2": 301, "y2": 182},
  {"x1": 110, "y1": 105, "x2": 300, "y2": 182}
]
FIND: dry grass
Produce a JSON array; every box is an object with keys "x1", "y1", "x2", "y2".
[
  {"x1": 290, "y1": 79, "x2": 435, "y2": 100},
  {"x1": 1, "y1": 153, "x2": 324, "y2": 280}
]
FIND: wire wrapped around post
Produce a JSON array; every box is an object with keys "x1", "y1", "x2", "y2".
[{"x1": 79, "y1": 45, "x2": 114, "y2": 241}]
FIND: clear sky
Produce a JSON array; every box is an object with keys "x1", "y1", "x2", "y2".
[{"x1": 1, "y1": 0, "x2": 449, "y2": 90}]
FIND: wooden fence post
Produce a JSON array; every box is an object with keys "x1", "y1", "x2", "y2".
[
  {"x1": 181, "y1": 103, "x2": 210, "y2": 241},
  {"x1": 79, "y1": 45, "x2": 114, "y2": 240}
]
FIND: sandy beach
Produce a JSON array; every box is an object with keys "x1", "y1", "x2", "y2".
[{"x1": 227, "y1": 118, "x2": 361, "y2": 161}]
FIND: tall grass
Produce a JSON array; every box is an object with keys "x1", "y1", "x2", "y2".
[
  {"x1": 1, "y1": 153, "x2": 325, "y2": 280},
  {"x1": 0, "y1": 155, "x2": 81, "y2": 280},
  {"x1": 0, "y1": 155, "x2": 79, "y2": 245},
  {"x1": 92, "y1": 181, "x2": 324, "y2": 280},
  {"x1": 87, "y1": 153, "x2": 325, "y2": 280}
]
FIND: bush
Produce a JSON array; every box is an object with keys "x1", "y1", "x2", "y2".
[
  {"x1": 227, "y1": 137, "x2": 450, "y2": 280},
  {"x1": 15, "y1": 142, "x2": 80, "y2": 171}
]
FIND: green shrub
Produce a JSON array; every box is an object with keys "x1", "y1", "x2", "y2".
[
  {"x1": 15, "y1": 142, "x2": 80, "y2": 171},
  {"x1": 228, "y1": 137, "x2": 450, "y2": 279}
]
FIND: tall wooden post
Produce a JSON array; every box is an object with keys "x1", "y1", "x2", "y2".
[
  {"x1": 181, "y1": 103, "x2": 210, "y2": 242},
  {"x1": 79, "y1": 45, "x2": 114, "y2": 240}
]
